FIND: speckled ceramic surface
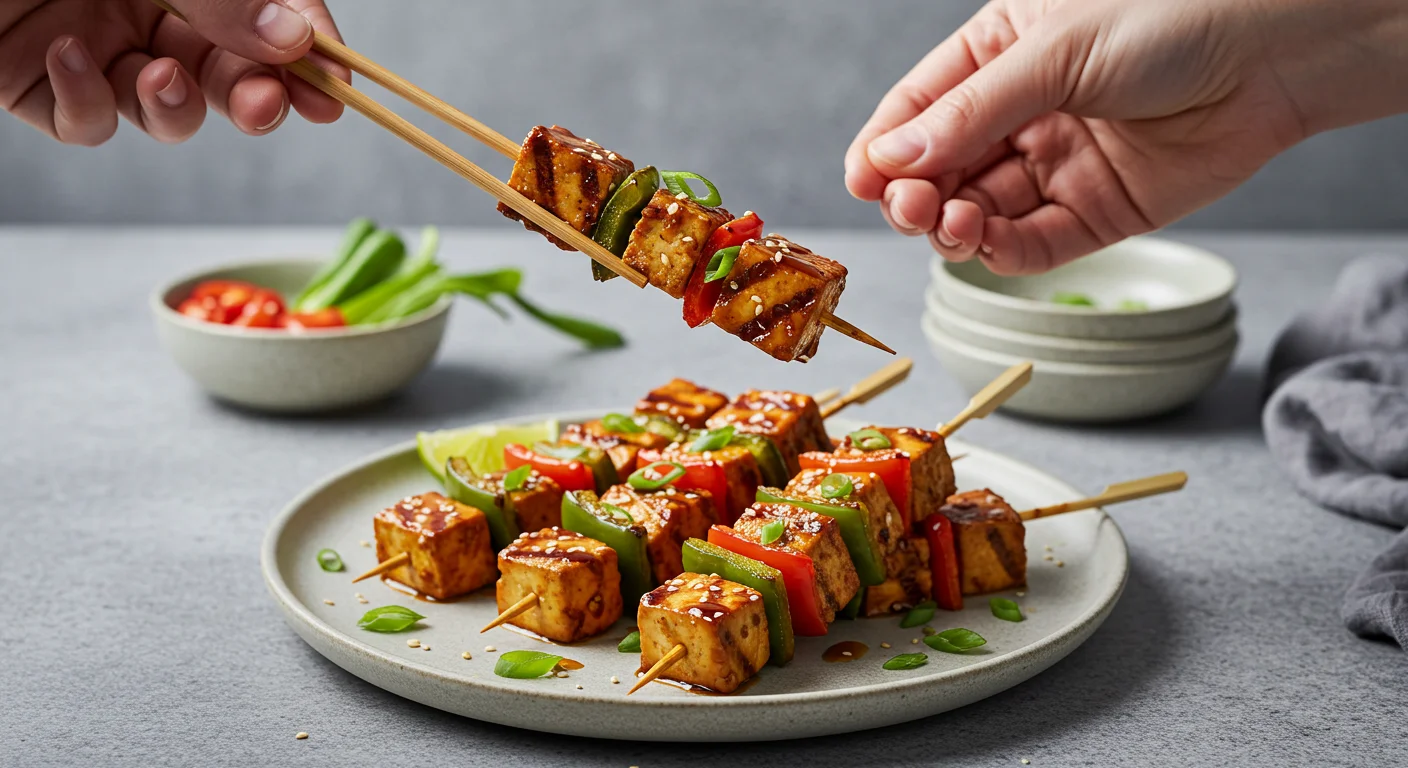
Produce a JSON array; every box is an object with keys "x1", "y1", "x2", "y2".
[
  {"x1": 262, "y1": 412, "x2": 1129, "y2": 742},
  {"x1": 151, "y1": 259, "x2": 450, "y2": 413}
]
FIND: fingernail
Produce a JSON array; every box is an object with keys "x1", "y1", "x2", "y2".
[
  {"x1": 255, "y1": 95, "x2": 290, "y2": 132},
  {"x1": 254, "y1": 1, "x2": 313, "y2": 51},
  {"x1": 889, "y1": 202, "x2": 917, "y2": 232},
  {"x1": 869, "y1": 125, "x2": 927, "y2": 168},
  {"x1": 57, "y1": 39, "x2": 88, "y2": 74},
  {"x1": 156, "y1": 68, "x2": 187, "y2": 107},
  {"x1": 980, "y1": 243, "x2": 994, "y2": 255},
  {"x1": 936, "y1": 227, "x2": 960, "y2": 249}
]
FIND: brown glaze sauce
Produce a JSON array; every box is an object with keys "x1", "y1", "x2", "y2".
[
  {"x1": 504, "y1": 548, "x2": 601, "y2": 564},
  {"x1": 822, "y1": 641, "x2": 870, "y2": 663}
]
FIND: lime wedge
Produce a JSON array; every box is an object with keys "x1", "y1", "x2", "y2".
[{"x1": 417, "y1": 420, "x2": 559, "y2": 482}]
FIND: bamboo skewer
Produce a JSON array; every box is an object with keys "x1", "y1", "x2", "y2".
[
  {"x1": 481, "y1": 593, "x2": 539, "y2": 633},
  {"x1": 1019, "y1": 472, "x2": 1188, "y2": 521},
  {"x1": 938, "y1": 362, "x2": 1033, "y2": 438},
  {"x1": 820, "y1": 357, "x2": 913, "y2": 419},
  {"x1": 813, "y1": 388, "x2": 842, "y2": 406},
  {"x1": 628, "y1": 643, "x2": 687, "y2": 695},
  {"x1": 351, "y1": 552, "x2": 409, "y2": 583}
]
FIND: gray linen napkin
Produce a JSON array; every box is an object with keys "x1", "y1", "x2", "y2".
[{"x1": 1264, "y1": 254, "x2": 1408, "y2": 647}]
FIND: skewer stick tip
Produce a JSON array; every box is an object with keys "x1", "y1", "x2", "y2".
[
  {"x1": 351, "y1": 552, "x2": 409, "y2": 583},
  {"x1": 627, "y1": 643, "x2": 687, "y2": 695},
  {"x1": 481, "y1": 593, "x2": 539, "y2": 633}
]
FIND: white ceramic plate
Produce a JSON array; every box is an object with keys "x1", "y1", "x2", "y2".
[{"x1": 262, "y1": 412, "x2": 1128, "y2": 742}]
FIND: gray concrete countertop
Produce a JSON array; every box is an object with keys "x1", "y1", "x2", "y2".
[{"x1": 2, "y1": 227, "x2": 1404, "y2": 766}]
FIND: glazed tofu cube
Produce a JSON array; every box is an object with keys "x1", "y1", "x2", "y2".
[
  {"x1": 622, "y1": 190, "x2": 732, "y2": 298},
  {"x1": 837, "y1": 426, "x2": 956, "y2": 531},
  {"x1": 562, "y1": 419, "x2": 673, "y2": 476},
  {"x1": 373, "y1": 492, "x2": 496, "y2": 600},
  {"x1": 478, "y1": 469, "x2": 565, "y2": 532},
  {"x1": 942, "y1": 490, "x2": 1027, "y2": 595},
  {"x1": 644, "y1": 442, "x2": 761, "y2": 525},
  {"x1": 600, "y1": 485, "x2": 717, "y2": 584},
  {"x1": 498, "y1": 125, "x2": 635, "y2": 250},
  {"x1": 708, "y1": 389, "x2": 831, "y2": 474},
  {"x1": 733, "y1": 502, "x2": 859, "y2": 623},
  {"x1": 495, "y1": 527, "x2": 623, "y2": 643},
  {"x1": 638, "y1": 572, "x2": 769, "y2": 693},
  {"x1": 862, "y1": 536, "x2": 931, "y2": 616},
  {"x1": 635, "y1": 378, "x2": 729, "y2": 428},
  {"x1": 785, "y1": 468, "x2": 903, "y2": 557},
  {"x1": 709, "y1": 235, "x2": 847, "y2": 362}
]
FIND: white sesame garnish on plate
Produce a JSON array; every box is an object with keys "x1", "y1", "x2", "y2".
[
  {"x1": 407, "y1": 639, "x2": 420, "y2": 648},
  {"x1": 461, "y1": 651, "x2": 472, "y2": 660},
  {"x1": 1044, "y1": 554, "x2": 1054, "y2": 561},
  {"x1": 880, "y1": 642, "x2": 891, "y2": 649},
  {"x1": 484, "y1": 645, "x2": 497, "y2": 652},
  {"x1": 576, "y1": 684, "x2": 583, "y2": 690},
  {"x1": 422, "y1": 645, "x2": 431, "y2": 651},
  {"x1": 323, "y1": 599, "x2": 334, "y2": 606},
  {"x1": 1016, "y1": 591, "x2": 1026, "y2": 597},
  {"x1": 610, "y1": 676, "x2": 620, "y2": 684},
  {"x1": 1021, "y1": 760, "x2": 1030, "y2": 765},
  {"x1": 911, "y1": 638, "x2": 920, "y2": 644},
  {"x1": 1056, "y1": 560, "x2": 1065, "y2": 567},
  {"x1": 295, "y1": 732, "x2": 308, "y2": 740},
  {"x1": 359, "y1": 540, "x2": 370, "y2": 548}
]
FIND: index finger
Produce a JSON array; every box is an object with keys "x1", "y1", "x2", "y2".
[{"x1": 281, "y1": 0, "x2": 348, "y2": 124}]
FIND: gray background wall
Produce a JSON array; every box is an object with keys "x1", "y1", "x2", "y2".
[{"x1": 1, "y1": 0, "x2": 1405, "y2": 229}]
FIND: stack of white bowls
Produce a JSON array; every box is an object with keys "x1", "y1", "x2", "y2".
[{"x1": 923, "y1": 236, "x2": 1239, "y2": 422}]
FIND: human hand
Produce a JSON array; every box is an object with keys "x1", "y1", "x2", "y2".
[
  {"x1": 846, "y1": 0, "x2": 1408, "y2": 274},
  {"x1": 0, "y1": 0, "x2": 348, "y2": 145}
]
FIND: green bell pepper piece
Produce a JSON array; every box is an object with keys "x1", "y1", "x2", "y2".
[
  {"x1": 444, "y1": 457, "x2": 519, "y2": 551},
  {"x1": 680, "y1": 538, "x2": 794, "y2": 666},
  {"x1": 590, "y1": 166, "x2": 660, "y2": 282},
  {"x1": 294, "y1": 217, "x2": 376, "y2": 310},
  {"x1": 683, "y1": 429, "x2": 788, "y2": 488},
  {"x1": 297, "y1": 228, "x2": 407, "y2": 312},
  {"x1": 540, "y1": 440, "x2": 619, "y2": 494},
  {"x1": 560, "y1": 490, "x2": 653, "y2": 604},
  {"x1": 640, "y1": 415, "x2": 685, "y2": 442},
  {"x1": 838, "y1": 591, "x2": 863, "y2": 620},
  {"x1": 755, "y1": 487, "x2": 886, "y2": 587}
]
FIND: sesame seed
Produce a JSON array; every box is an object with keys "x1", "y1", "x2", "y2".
[
  {"x1": 1016, "y1": 591, "x2": 1026, "y2": 597},
  {"x1": 774, "y1": 253, "x2": 782, "y2": 263},
  {"x1": 484, "y1": 645, "x2": 497, "y2": 652},
  {"x1": 666, "y1": 586, "x2": 679, "y2": 592},
  {"x1": 661, "y1": 254, "x2": 670, "y2": 266},
  {"x1": 682, "y1": 236, "x2": 694, "y2": 243},
  {"x1": 690, "y1": 582, "x2": 703, "y2": 589},
  {"x1": 295, "y1": 732, "x2": 308, "y2": 740},
  {"x1": 698, "y1": 595, "x2": 708, "y2": 602},
  {"x1": 729, "y1": 281, "x2": 738, "y2": 290},
  {"x1": 911, "y1": 638, "x2": 920, "y2": 644},
  {"x1": 1044, "y1": 545, "x2": 1053, "y2": 552},
  {"x1": 573, "y1": 147, "x2": 586, "y2": 154},
  {"x1": 744, "y1": 210, "x2": 754, "y2": 217},
  {"x1": 765, "y1": 240, "x2": 777, "y2": 247},
  {"x1": 1021, "y1": 761, "x2": 1030, "y2": 766},
  {"x1": 611, "y1": 676, "x2": 620, "y2": 684},
  {"x1": 359, "y1": 541, "x2": 370, "y2": 548},
  {"x1": 591, "y1": 152, "x2": 604, "y2": 160},
  {"x1": 748, "y1": 594, "x2": 759, "y2": 601},
  {"x1": 667, "y1": 202, "x2": 680, "y2": 215},
  {"x1": 841, "y1": 651, "x2": 852, "y2": 657},
  {"x1": 1056, "y1": 560, "x2": 1065, "y2": 567},
  {"x1": 407, "y1": 639, "x2": 420, "y2": 648},
  {"x1": 1044, "y1": 554, "x2": 1054, "y2": 561},
  {"x1": 576, "y1": 684, "x2": 583, "y2": 690},
  {"x1": 461, "y1": 651, "x2": 472, "y2": 660},
  {"x1": 323, "y1": 599, "x2": 335, "y2": 606},
  {"x1": 754, "y1": 305, "x2": 763, "y2": 317},
  {"x1": 880, "y1": 642, "x2": 891, "y2": 649},
  {"x1": 585, "y1": 138, "x2": 597, "y2": 144},
  {"x1": 675, "y1": 192, "x2": 688, "y2": 200},
  {"x1": 608, "y1": 152, "x2": 618, "y2": 160},
  {"x1": 357, "y1": 597, "x2": 368, "y2": 604},
  {"x1": 555, "y1": 671, "x2": 569, "y2": 678},
  {"x1": 422, "y1": 645, "x2": 431, "y2": 651},
  {"x1": 751, "y1": 295, "x2": 762, "y2": 303}
]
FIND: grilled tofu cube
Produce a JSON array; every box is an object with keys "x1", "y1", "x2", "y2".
[
  {"x1": 638, "y1": 572, "x2": 769, "y2": 693},
  {"x1": 708, "y1": 390, "x2": 831, "y2": 474},
  {"x1": 942, "y1": 489, "x2": 1027, "y2": 595},
  {"x1": 837, "y1": 426, "x2": 956, "y2": 531},
  {"x1": 635, "y1": 378, "x2": 729, "y2": 428},
  {"x1": 478, "y1": 469, "x2": 565, "y2": 532},
  {"x1": 734, "y1": 502, "x2": 860, "y2": 623},
  {"x1": 862, "y1": 536, "x2": 931, "y2": 616},
  {"x1": 709, "y1": 235, "x2": 847, "y2": 362},
  {"x1": 562, "y1": 419, "x2": 673, "y2": 476},
  {"x1": 495, "y1": 527, "x2": 623, "y2": 643},
  {"x1": 373, "y1": 492, "x2": 496, "y2": 600},
  {"x1": 622, "y1": 190, "x2": 732, "y2": 298},
  {"x1": 785, "y1": 468, "x2": 903, "y2": 557},
  {"x1": 644, "y1": 442, "x2": 761, "y2": 525},
  {"x1": 498, "y1": 125, "x2": 634, "y2": 250},
  {"x1": 600, "y1": 485, "x2": 717, "y2": 584}
]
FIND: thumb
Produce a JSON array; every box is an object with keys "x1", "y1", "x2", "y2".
[
  {"x1": 165, "y1": 0, "x2": 315, "y2": 64},
  {"x1": 866, "y1": 30, "x2": 1074, "y2": 179}
]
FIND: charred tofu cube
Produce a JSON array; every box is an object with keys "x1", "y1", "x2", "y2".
[
  {"x1": 562, "y1": 419, "x2": 673, "y2": 476},
  {"x1": 643, "y1": 442, "x2": 761, "y2": 525},
  {"x1": 708, "y1": 390, "x2": 831, "y2": 474},
  {"x1": 495, "y1": 527, "x2": 623, "y2": 643},
  {"x1": 635, "y1": 378, "x2": 729, "y2": 428},
  {"x1": 600, "y1": 485, "x2": 717, "y2": 584},
  {"x1": 785, "y1": 468, "x2": 903, "y2": 558},
  {"x1": 638, "y1": 573, "x2": 769, "y2": 694},
  {"x1": 622, "y1": 190, "x2": 731, "y2": 298},
  {"x1": 734, "y1": 502, "x2": 859, "y2": 623},
  {"x1": 709, "y1": 235, "x2": 847, "y2": 362},
  {"x1": 478, "y1": 469, "x2": 565, "y2": 532},
  {"x1": 373, "y1": 492, "x2": 496, "y2": 600},
  {"x1": 942, "y1": 490, "x2": 1027, "y2": 595},
  {"x1": 837, "y1": 426, "x2": 957, "y2": 532},
  {"x1": 498, "y1": 125, "x2": 634, "y2": 250},
  {"x1": 862, "y1": 537, "x2": 931, "y2": 617}
]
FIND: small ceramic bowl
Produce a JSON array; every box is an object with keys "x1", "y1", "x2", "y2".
[
  {"x1": 930, "y1": 236, "x2": 1237, "y2": 340},
  {"x1": 151, "y1": 258, "x2": 450, "y2": 413},
  {"x1": 925, "y1": 286, "x2": 1239, "y2": 365},
  {"x1": 922, "y1": 314, "x2": 1237, "y2": 422}
]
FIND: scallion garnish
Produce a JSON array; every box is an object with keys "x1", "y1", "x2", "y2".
[
  {"x1": 689, "y1": 425, "x2": 736, "y2": 452},
  {"x1": 900, "y1": 599, "x2": 937, "y2": 628},
  {"x1": 882, "y1": 653, "x2": 928, "y2": 671},
  {"x1": 316, "y1": 548, "x2": 344, "y2": 572},
  {"x1": 628, "y1": 461, "x2": 686, "y2": 491},
  {"x1": 617, "y1": 631, "x2": 641, "y2": 653},
  {"x1": 759, "y1": 519, "x2": 786, "y2": 546},
  {"x1": 602, "y1": 413, "x2": 645, "y2": 434},
  {"x1": 847, "y1": 429, "x2": 892, "y2": 451},
  {"x1": 493, "y1": 650, "x2": 564, "y2": 679},
  {"x1": 603, "y1": 502, "x2": 636, "y2": 525},
  {"x1": 818, "y1": 473, "x2": 854, "y2": 499},
  {"x1": 534, "y1": 442, "x2": 587, "y2": 461},
  {"x1": 924, "y1": 628, "x2": 987, "y2": 653},
  {"x1": 660, "y1": 170, "x2": 722, "y2": 207},
  {"x1": 356, "y1": 605, "x2": 425, "y2": 633},
  {"x1": 990, "y1": 597, "x2": 1024, "y2": 622},
  {"x1": 503, "y1": 465, "x2": 531, "y2": 492},
  {"x1": 704, "y1": 246, "x2": 741, "y2": 283}
]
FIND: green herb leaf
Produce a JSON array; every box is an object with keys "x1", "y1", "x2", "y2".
[
  {"x1": 1118, "y1": 299, "x2": 1149, "y2": 312},
  {"x1": 690, "y1": 425, "x2": 736, "y2": 452},
  {"x1": 660, "y1": 170, "x2": 723, "y2": 207},
  {"x1": 900, "y1": 599, "x2": 937, "y2": 628},
  {"x1": 503, "y1": 465, "x2": 531, "y2": 492},
  {"x1": 357, "y1": 605, "x2": 425, "y2": 633},
  {"x1": 493, "y1": 650, "x2": 564, "y2": 679},
  {"x1": 704, "y1": 246, "x2": 741, "y2": 283},
  {"x1": 925, "y1": 628, "x2": 987, "y2": 654},
  {"x1": 506, "y1": 293, "x2": 625, "y2": 349},
  {"x1": 818, "y1": 473, "x2": 854, "y2": 499},
  {"x1": 759, "y1": 519, "x2": 786, "y2": 546},
  {"x1": 316, "y1": 548, "x2": 344, "y2": 572},
  {"x1": 882, "y1": 653, "x2": 928, "y2": 671},
  {"x1": 617, "y1": 631, "x2": 641, "y2": 653},
  {"x1": 628, "y1": 461, "x2": 686, "y2": 492},
  {"x1": 1052, "y1": 292, "x2": 1096, "y2": 307},
  {"x1": 602, "y1": 502, "x2": 636, "y2": 524},
  {"x1": 602, "y1": 413, "x2": 645, "y2": 434},
  {"x1": 990, "y1": 597, "x2": 1024, "y2": 622},
  {"x1": 533, "y1": 442, "x2": 587, "y2": 461},
  {"x1": 847, "y1": 429, "x2": 892, "y2": 451}
]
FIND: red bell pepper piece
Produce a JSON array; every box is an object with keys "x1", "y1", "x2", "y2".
[
  {"x1": 924, "y1": 514, "x2": 963, "y2": 611},
  {"x1": 799, "y1": 451, "x2": 913, "y2": 532},
  {"x1": 708, "y1": 525, "x2": 829, "y2": 636},
  {"x1": 637, "y1": 447, "x2": 737, "y2": 523},
  {"x1": 504, "y1": 443, "x2": 596, "y2": 492},
  {"x1": 231, "y1": 289, "x2": 286, "y2": 328},
  {"x1": 681, "y1": 212, "x2": 764, "y2": 328},
  {"x1": 283, "y1": 307, "x2": 347, "y2": 330}
]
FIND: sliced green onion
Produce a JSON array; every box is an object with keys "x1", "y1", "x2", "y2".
[
  {"x1": 534, "y1": 442, "x2": 587, "y2": 461},
  {"x1": 356, "y1": 605, "x2": 425, "y2": 633},
  {"x1": 818, "y1": 473, "x2": 854, "y2": 499},
  {"x1": 1052, "y1": 292, "x2": 1096, "y2": 307},
  {"x1": 493, "y1": 650, "x2": 563, "y2": 679},
  {"x1": 503, "y1": 465, "x2": 531, "y2": 492},
  {"x1": 848, "y1": 429, "x2": 892, "y2": 451},
  {"x1": 617, "y1": 631, "x2": 641, "y2": 653},
  {"x1": 628, "y1": 461, "x2": 686, "y2": 491},
  {"x1": 602, "y1": 413, "x2": 645, "y2": 434},
  {"x1": 759, "y1": 519, "x2": 786, "y2": 546},
  {"x1": 690, "y1": 425, "x2": 736, "y2": 453},
  {"x1": 924, "y1": 628, "x2": 987, "y2": 653},
  {"x1": 990, "y1": 597, "x2": 1024, "y2": 622},
  {"x1": 660, "y1": 171, "x2": 722, "y2": 207},
  {"x1": 882, "y1": 653, "x2": 928, "y2": 671},
  {"x1": 704, "y1": 246, "x2": 741, "y2": 283},
  {"x1": 1118, "y1": 298, "x2": 1149, "y2": 312},
  {"x1": 900, "y1": 599, "x2": 937, "y2": 628},
  {"x1": 602, "y1": 502, "x2": 636, "y2": 524},
  {"x1": 316, "y1": 548, "x2": 344, "y2": 572}
]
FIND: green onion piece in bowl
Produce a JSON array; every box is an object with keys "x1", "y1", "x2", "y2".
[
  {"x1": 660, "y1": 171, "x2": 722, "y2": 207},
  {"x1": 847, "y1": 429, "x2": 892, "y2": 451},
  {"x1": 818, "y1": 473, "x2": 854, "y2": 499},
  {"x1": 704, "y1": 246, "x2": 741, "y2": 283},
  {"x1": 628, "y1": 461, "x2": 686, "y2": 491}
]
